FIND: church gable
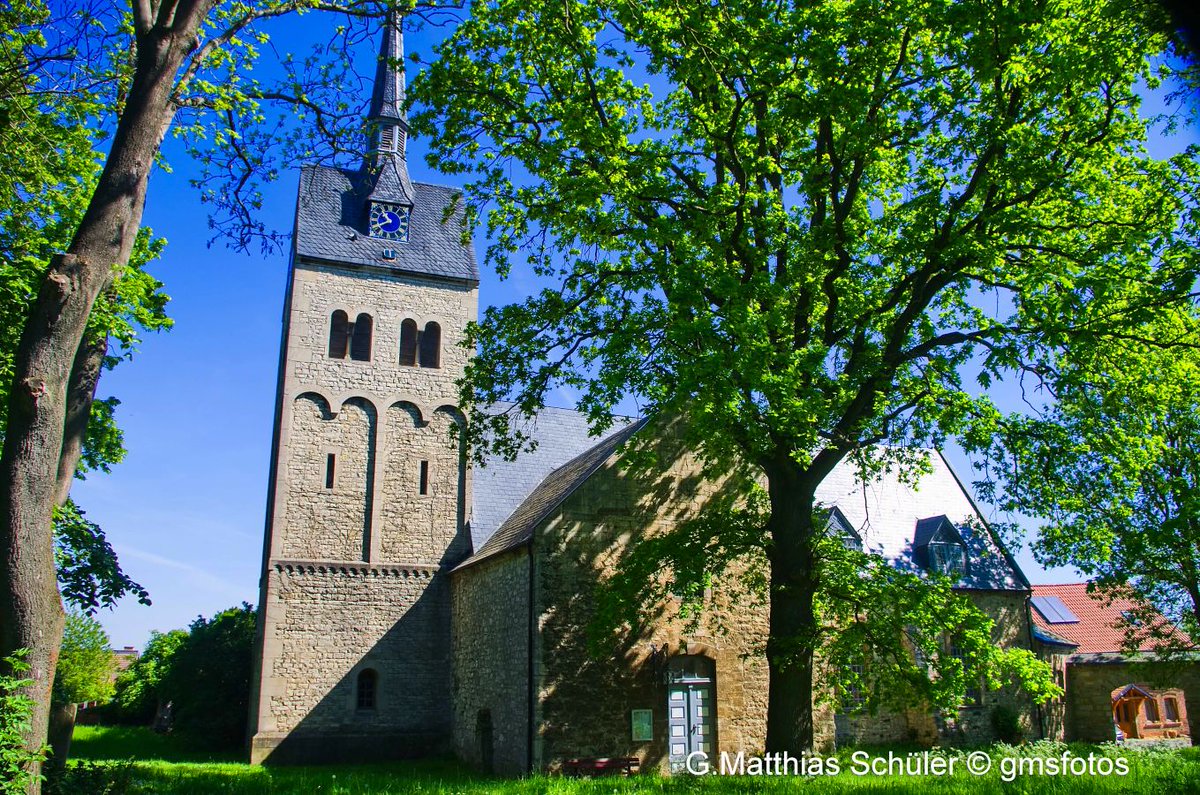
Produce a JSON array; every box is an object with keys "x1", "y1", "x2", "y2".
[{"x1": 461, "y1": 420, "x2": 1027, "y2": 592}]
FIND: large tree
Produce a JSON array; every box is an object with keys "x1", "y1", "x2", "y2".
[
  {"x1": 2, "y1": 2, "x2": 163, "y2": 622},
  {"x1": 972, "y1": 305, "x2": 1200, "y2": 649},
  {"x1": 413, "y1": 0, "x2": 1199, "y2": 752},
  {"x1": 0, "y1": 0, "x2": 407, "y2": 787}
]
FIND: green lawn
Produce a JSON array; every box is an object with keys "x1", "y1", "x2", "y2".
[{"x1": 62, "y1": 725, "x2": 1200, "y2": 794}]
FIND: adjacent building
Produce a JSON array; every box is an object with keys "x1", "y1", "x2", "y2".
[{"x1": 1030, "y1": 583, "x2": 1196, "y2": 744}]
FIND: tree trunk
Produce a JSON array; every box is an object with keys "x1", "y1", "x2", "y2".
[
  {"x1": 45, "y1": 703, "x2": 77, "y2": 773},
  {"x1": 53, "y1": 332, "x2": 109, "y2": 508},
  {"x1": 0, "y1": 17, "x2": 202, "y2": 792},
  {"x1": 763, "y1": 460, "x2": 821, "y2": 754}
]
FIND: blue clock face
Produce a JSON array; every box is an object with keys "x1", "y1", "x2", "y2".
[
  {"x1": 379, "y1": 211, "x2": 402, "y2": 233},
  {"x1": 369, "y1": 202, "x2": 410, "y2": 241}
]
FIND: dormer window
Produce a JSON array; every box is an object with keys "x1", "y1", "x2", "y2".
[
  {"x1": 914, "y1": 515, "x2": 968, "y2": 578},
  {"x1": 369, "y1": 201, "x2": 410, "y2": 242},
  {"x1": 928, "y1": 542, "x2": 967, "y2": 576},
  {"x1": 825, "y1": 506, "x2": 862, "y2": 552}
]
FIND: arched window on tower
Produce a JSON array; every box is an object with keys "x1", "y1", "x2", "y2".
[
  {"x1": 419, "y1": 322, "x2": 441, "y2": 368},
  {"x1": 350, "y1": 313, "x2": 373, "y2": 361},
  {"x1": 356, "y1": 668, "x2": 377, "y2": 711},
  {"x1": 399, "y1": 319, "x2": 418, "y2": 366},
  {"x1": 328, "y1": 310, "x2": 349, "y2": 359}
]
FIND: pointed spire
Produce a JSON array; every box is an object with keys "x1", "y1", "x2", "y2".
[
  {"x1": 366, "y1": 8, "x2": 415, "y2": 211},
  {"x1": 368, "y1": 8, "x2": 407, "y2": 139}
]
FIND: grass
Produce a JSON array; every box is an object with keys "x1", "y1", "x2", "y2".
[{"x1": 65, "y1": 725, "x2": 1200, "y2": 794}]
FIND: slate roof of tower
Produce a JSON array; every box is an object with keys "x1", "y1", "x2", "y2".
[
  {"x1": 368, "y1": 156, "x2": 415, "y2": 208},
  {"x1": 294, "y1": 164, "x2": 478, "y2": 282},
  {"x1": 368, "y1": 11, "x2": 406, "y2": 124},
  {"x1": 468, "y1": 406, "x2": 641, "y2": 553}
]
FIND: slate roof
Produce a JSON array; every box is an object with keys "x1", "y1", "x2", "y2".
[
  {"x1": 914, "y1": 515, "x2": 960, "y2": 549},
  {"x1": 294, "y1": 164, "x2": 478, "y2": 282},
  {"x1": 459, "y1": 412, "x2": 1027, "y2": 591},
  {"x1": 1029, "y1": 583, "x2": 1177, "y2": 655},
  {"x1": 368, "y1": 156, "x2": 415, "y2": 208},
  {"x1": 814, "y1": 450, "x2": 1029, "y2": 591},
  {"x1": 368, "y1": 11, "x2": 406, "y2": 125},
  {"x1": 468, "y1": 406, "x2": 641, "y2": 552},
  {"x1": 461, "y1": 415, "x2": 647, "y2": 569},
  {"x1": 1031, "y1": 624, "x2": 1080, "y2": 648}
]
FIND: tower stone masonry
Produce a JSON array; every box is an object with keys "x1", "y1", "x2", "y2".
[{"x1": 247, "y1": 12, "x2": 478, "y2": 763}]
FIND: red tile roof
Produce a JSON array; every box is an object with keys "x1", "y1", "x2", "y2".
[{"x1": 1030, "y1": 583, "x2": 1166, "y2": 655}]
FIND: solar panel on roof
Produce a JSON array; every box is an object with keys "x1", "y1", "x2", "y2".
[{"x1": 1031, "y1": 595, "x2": 1080, "y2": 624}]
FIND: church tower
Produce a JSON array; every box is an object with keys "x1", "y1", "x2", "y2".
[{"x1": 248, "y1": 12, "x2": 478, "y2": 763}]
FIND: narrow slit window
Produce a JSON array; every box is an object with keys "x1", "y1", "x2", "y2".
[
  {"x1": 325, "y1": 454, "x2": 336, "y2": 489},
  {"x1": 419, "y1": 460, "x2": 429, "y2": 495}
]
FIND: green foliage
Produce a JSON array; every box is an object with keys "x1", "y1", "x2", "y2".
[
  {"x1": 111, "y1": 606, "x2": 256, "y2": 749},
  {"x1": 0, "y1": 2, "x2": 172, "y2": 463},
  {"x1": 990, "y1": 704, "x2": 1023, "y2": 745},
  {"x1": 817, "y1": 531, "x2": 1061, "y2": 713},
  {"x1": 54, "y1": 500, "x2": 150, "y2": 616},
  {"x1": 970, "y1": 305, "x2": 1200, "y2": 650},
  {"x1": 415, "y1": 0, "x2": 1198, "y2": 468},
  {"x1": 0, "y1": 652, "x2": 46, "y2": 795},
  {"x1": 2, "y1": 0, "x2": 167, "y2": 621},
  {"x1": 112, "y1": 631, "x2": 187, "y2": 726},
  {"x1": 52, "y1": 612, "x2": 115, "y2": 707},
  {"x1": 43, "y1": 759, "x2": 133, "y2": 795},
  {"x1": 62, "y1": 726, "x2": 1200, "y2": 794},
  {"x1": 414, "y1": 0, "x2": 1196, "y2": 729},
  {"x1": 161, "y1": 604, "x2": 257, "y2": 749}
]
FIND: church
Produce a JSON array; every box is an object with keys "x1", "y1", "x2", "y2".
[{"x1": 246, "y1": 16, "x2": 1038, "y2": 772}]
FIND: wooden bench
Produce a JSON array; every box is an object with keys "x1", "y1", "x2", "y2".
[{"x1": 562, "y1": 757, "x2": 641, "y2": 777}]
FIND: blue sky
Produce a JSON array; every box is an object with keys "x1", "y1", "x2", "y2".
[{"x1": 66, "y1": 13, "x2": 1200, "y2": 649}]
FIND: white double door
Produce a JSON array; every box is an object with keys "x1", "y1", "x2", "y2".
[{"x1": 667, "y1": 679, "x2": 713, "y2": 761}]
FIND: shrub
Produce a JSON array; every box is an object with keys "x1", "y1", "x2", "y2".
[
  {"x1": 1, "y1": 651, "x2": 47, "y2": 795},
  {"x1": 44, "y1": 759, "x2": 133, "y2": 795},
  {"x1": 990, "y1": 704, "x2": 1024, "y2": 745},
  {"x1": 163, "y1": 603, "x2": 256, "y2": 748},
  {"x1": 110, "y1": 629, "x2": 186, "y2": 726}
]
